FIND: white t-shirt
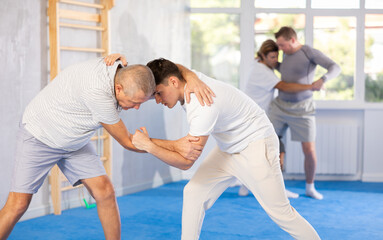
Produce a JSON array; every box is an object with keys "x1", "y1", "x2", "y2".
[
  {"x1": 23, "y1": 58, "x2": 122, "y2": 151},
  {"x1": 182, "y1": 71, "x2": 275, "y2": 154},
  {"x1": 244, "y1": 59, "x2": 280, "y2": 112}
]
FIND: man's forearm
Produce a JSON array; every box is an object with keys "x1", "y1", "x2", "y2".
[
  {"x1": 146, "y1": 141, "x2": 194, "y2": 170},
  {"x1": 151, "y1": 138, "x2": 176, "y2": 151},
  {"x1": 276, "y1": 81, "x2": 312, "y2": 93},
  {"x1": 176, "y1": 64, "x2": 196, "y2": 82}
]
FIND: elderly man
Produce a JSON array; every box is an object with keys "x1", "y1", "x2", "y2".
[{"x1": 0, "y1": 57, "x2": 212, "y2": 240}]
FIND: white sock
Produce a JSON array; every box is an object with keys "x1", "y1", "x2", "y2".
[
  {"x1": 238, "y1": 185, "x2": 249, "y2": 196},
  {"x1": 306, "y1": 183, "x2": 323, "y2": 200},
  {"x1": 285, "y1": 189, "x2": 299, "y2": 198}
]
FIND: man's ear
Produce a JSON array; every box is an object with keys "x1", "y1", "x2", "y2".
[
  {"x1": 115, "y1": 83, "x2": 123, "y2": 95},
  {"x1": 168, "y1": 76, "x2": 179, "y2": 88}
]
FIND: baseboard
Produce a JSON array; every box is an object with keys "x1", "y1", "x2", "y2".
[
  {"x1": 282, "y1": 173, "x2": 362, "y2": 181},
  {"x1": 20, "y1": 197, "x2": 84, "y2": 222},
  {"x1": 20, "y1": 175, "x2": 182, "y2": 222},
  {"x1": 114, "y1": 175, "x2": 179, "y2": 196},
  {"x1": 362, "y1": 173, "x2": 383, "y2": 182}
]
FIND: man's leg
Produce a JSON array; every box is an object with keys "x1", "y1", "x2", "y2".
[
  {"x1": 182, "y1": 146, "x2": 236, "y2": 240},
  {"x1": 237, "y1": 136, "x2": 320, "y2": 239},
  {"x1": 0, "y1": 192, "x2": 33, "y2": 239},
  {"x1": 81, "y1": 175, "x2": 120, "y2": 240},
  {"x1": 301, "y1": 141, "x2": 323, "y2": 200}
]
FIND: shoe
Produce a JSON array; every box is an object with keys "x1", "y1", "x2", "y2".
[{"x1": 285, "y1": 189, "x2": 299, "y2": 198}]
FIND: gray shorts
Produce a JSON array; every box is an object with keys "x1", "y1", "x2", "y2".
[
  {"x1": 268, "y1": 97, "x2": 316, "y2": 142},
  {"x1": 10, "y1": 123, "x2": 106, "y2": 194}
]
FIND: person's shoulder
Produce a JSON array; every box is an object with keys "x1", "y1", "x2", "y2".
[
  {"x1": 185, "y1": 90, "x2": 219, "y2": 116},
  {"x1": 301, "y1": 45, "x2": 321, "y2": 55},
  {"x1": 185, "y1": 93, "x2": 204, "y2": 110}
]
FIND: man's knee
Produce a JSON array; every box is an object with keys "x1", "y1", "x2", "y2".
[
  {"x1": 84, "y1": 177, "x2": 116, "y2": 202},
  {"x1": 183, "y1": 181, "x2": 201, "y2": 200},
  {"x1": 302, "y1": 142, "x2": 316, "y2": 158},
  {"x1": 94, "y1": 184, "x2": 116, "y2": 202},
  {"x1": 4, "y1": 193, "x2": 32, "y2": 216}
]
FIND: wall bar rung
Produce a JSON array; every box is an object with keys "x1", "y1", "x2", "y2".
[
  {"x1": 91, "y1": 135, "x2": 108, "y2": 141},
  {"x1": 59, "y1": 0, "x2": 104, "y2": 9},
  {"x1": 60, "y1": 22, "x2": 104, "y2": 31},
  {"x1": 61, "y1": 184, "x2": 83, "y2": 191},
  {"x1": 59, "y1": 9, "x2": 101, "y2": 22},
  {"x1": 60, "y1": 46, "x2": 105, "y2": 53}
]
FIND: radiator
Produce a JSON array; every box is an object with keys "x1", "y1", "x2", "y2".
[{"x1": 284, "y1": 123, "x2": 358, "y2": 175}]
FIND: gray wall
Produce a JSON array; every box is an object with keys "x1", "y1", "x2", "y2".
[
  {"x1": 0, "y1": 0, "x2": 190, "y2": 220},
  {"x1": 0, "y1": 0, "x2": 49, "y2": 217}
]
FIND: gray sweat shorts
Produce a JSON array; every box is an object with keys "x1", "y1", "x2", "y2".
[
  {"x1": 268, "y1": 97, "x2": 316, "y2": 142},
  {"x1": 10, "y1": 122, "x2": 106, "y2": 194}
]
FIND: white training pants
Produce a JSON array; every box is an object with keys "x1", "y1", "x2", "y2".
[{"x1": 181, "y1": 134, "x2": 320, "y2": 240}]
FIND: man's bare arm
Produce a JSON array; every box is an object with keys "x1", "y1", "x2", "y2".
[
  {"x1": 275, "y1": 81, "x2": 314, "y2": 93},
  {"x1": 101, "y1": 120, "x2": 144, "y2": 152},
  {"x1": 104, "y1": 53, "x2": 128, "y2": 66},
  {"x1": 151, "y1": 136, "x2": 203, "y2": 161},
  {"x1": 132, "y1": 128, "x2": 209, "y2": 170}
]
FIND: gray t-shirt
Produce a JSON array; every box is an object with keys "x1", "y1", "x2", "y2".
[
  {"x1": 278, "y1": 45, "x2": 341, "y2": 102},
  {"x1": 23, "y1": 58, "x2": 122, "y2": 151}
]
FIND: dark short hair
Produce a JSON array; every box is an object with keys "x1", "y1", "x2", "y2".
[
  {"x1": 274, "y1": 26, "x2": 297, "y2": 40},
  {"x1": 146, "y1": 58, "x2": 184, "y2": 85}
]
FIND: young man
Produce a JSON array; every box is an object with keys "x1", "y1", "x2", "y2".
[
  {"x1": 269, "y1": 26, "x2": 341, "y2": 200},
  {"x1": 0, "y1": 57, "x2": 212, "y2": 240},
  {"x1": 239, "y1": 39, "x2": 322, "y2": 198},
  {"x1": 131, "y1": 58, "x2": 321, "y2": 240}
]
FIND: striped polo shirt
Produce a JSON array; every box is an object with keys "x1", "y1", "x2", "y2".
[{"x1": 22, "y1": 58, "x2": 122, "y2": 151}]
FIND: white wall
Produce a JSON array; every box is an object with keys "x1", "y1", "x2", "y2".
[
  {"x1": 0, "y1": 0, "x2": 49, "y2": 218},
  {"x1": 0, "y1": 0, "x2": 190, "y2": 220},
  {"x1": 109, "y1": 0, "x2": 191, "y2": 196},
  {"x1": 363, "y1": 109, "x2": 383, "y2": 181}
]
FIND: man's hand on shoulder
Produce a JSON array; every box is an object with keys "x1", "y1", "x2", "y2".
[{"x1": 104, "y1": 53, "x2": 128, "y2": 66}]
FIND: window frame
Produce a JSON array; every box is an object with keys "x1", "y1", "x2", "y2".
[{"x1": 189, "y1": 0, "x2": 383, "y2": 109}]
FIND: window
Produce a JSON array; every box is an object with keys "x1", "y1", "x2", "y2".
[
  {"x1": 365, "y1": 0, "x2": 383, "y2": 9},
  {"x1": 191, "y1": 0, "x2": 240, "y2": 8},
  {"x1": 254, "y1": 13, "x2": 305, "y2": 50},
  {"x1": 190, "y1": 12, "x2": 240, "y2": 87},
  {"x1": 311, "y1": 0, "x2": 359, "y2": 9},
  {"x1": 313, "y1": 16, "x2": 356, "y2": 100},
  {"x1": 254, "y1": 0, "x2": 305, "y2": 8},
  {"x1": 365, "y1": 14, "x2": 383, "y2": 102},
  {"x1": 190, "y1": 0, "x2": 383, "y2": 105}
]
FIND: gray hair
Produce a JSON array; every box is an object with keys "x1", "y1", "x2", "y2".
[{"x1": 115, "y1": 64, "x2": 156, "y2": 97}]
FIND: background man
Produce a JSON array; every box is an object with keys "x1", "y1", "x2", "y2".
[
  {"x1": 269, "y1": 26, "x2": 341, "y2": 200},
  {"x1": 239, "y1": 39, "x2": 321, "y2": 198}
]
